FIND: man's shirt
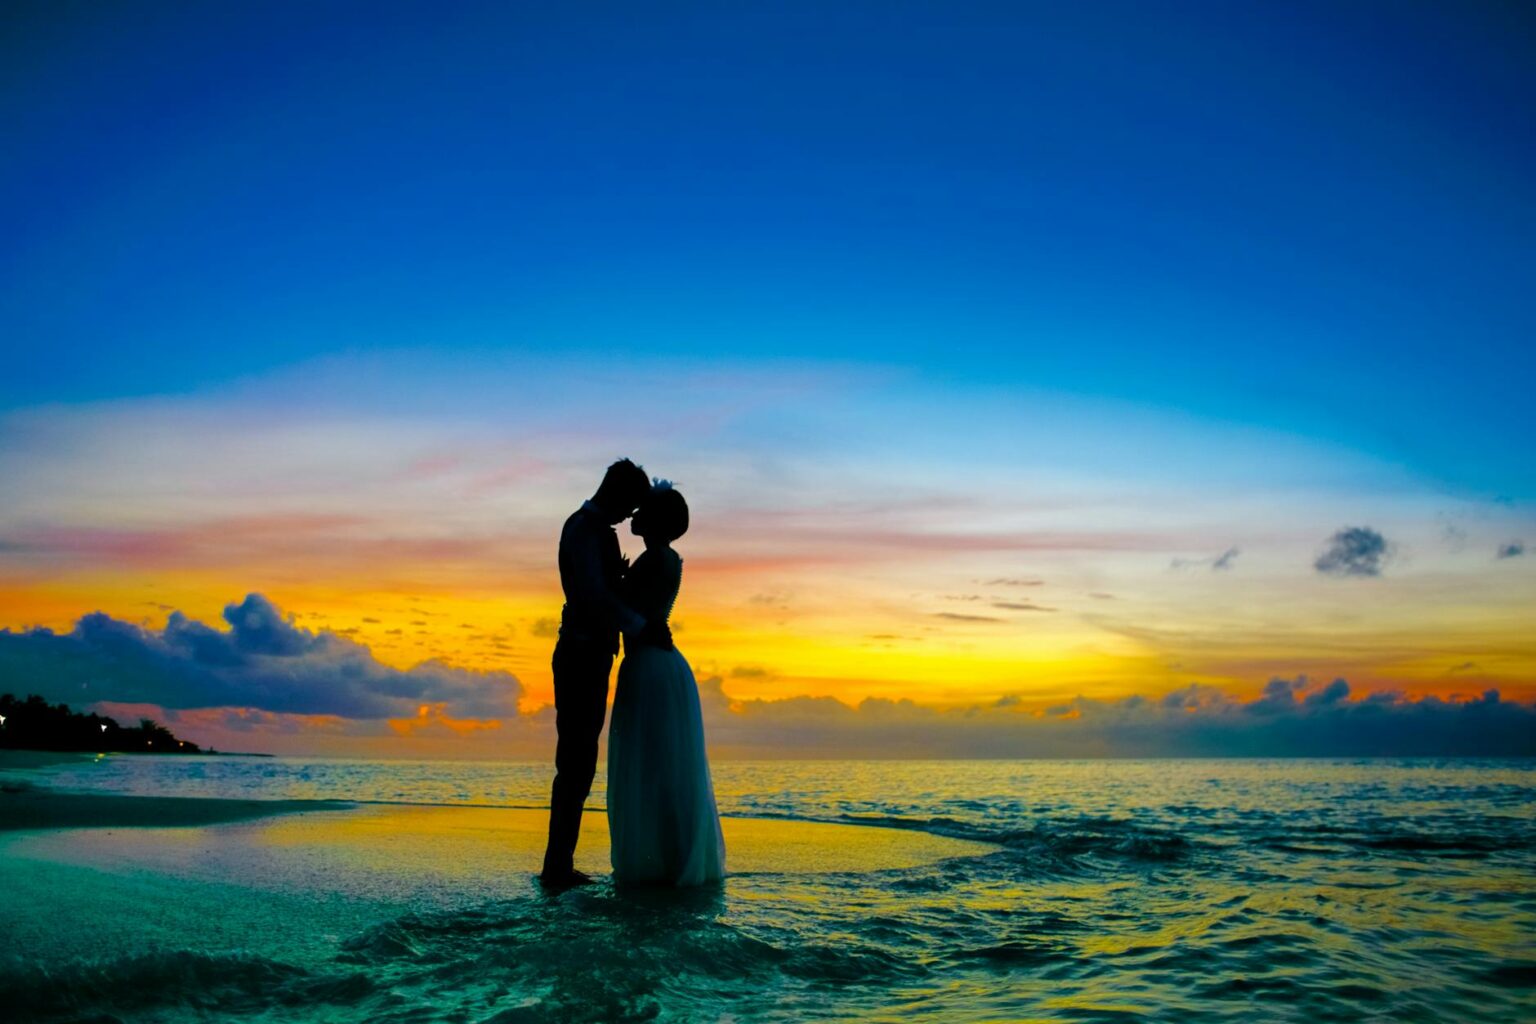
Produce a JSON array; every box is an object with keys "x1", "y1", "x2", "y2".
[{"x1": 557, "y1": 501, "x2": 645, "y2": 654}]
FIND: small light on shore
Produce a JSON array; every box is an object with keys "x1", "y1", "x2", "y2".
[
  {"x1": 101, "y1": 723, "x2": 107, "y2": 732},
  {"x1": 0, "y1": 714, "x2": 6, "y2": 726}
]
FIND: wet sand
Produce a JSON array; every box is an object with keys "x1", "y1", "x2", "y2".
[{"x1": 0, "y1": 790, "x2": 995, "y2": 880}]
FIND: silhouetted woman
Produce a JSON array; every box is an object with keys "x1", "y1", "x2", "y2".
[{"x1": 606, "y1": 481, "x2": 725, "y2": 886}]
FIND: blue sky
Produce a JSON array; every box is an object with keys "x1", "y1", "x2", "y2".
[
  {"x1": 3, "y1": 2, "x2": 1533, "y2": 497},
  {"x1": 2, "y1": 2, "x2": 1534, "y2": 755}
]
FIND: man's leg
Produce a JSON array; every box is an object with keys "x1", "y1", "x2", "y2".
[{"x1": 541, "y1": 641, "x2": 613, "y2": 879}]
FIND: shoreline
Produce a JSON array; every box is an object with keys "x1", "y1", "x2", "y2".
[
  {"x1": 0, "y1": 749, "x2": 98, "y2": 770},
  {"x1": 0, "y1": 787, "x2": 355, "y2": 831},
  {"x1": 0, "y1": 787, "x2": 998, "y2": 880}
]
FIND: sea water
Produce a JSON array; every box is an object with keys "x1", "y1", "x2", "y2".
[{"x1": 3, "y1": 756, "x2": 1534, "y2": 1022}]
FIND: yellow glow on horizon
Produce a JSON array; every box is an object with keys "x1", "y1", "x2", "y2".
[{"x1": 3, "y1": 544, "x2": 1533, "y2": 737}]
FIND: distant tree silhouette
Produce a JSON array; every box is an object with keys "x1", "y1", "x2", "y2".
[{"x1": 0, "y1": 694, "x2": 203, "y2": 753}]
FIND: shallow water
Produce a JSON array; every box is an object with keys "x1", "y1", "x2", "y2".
[{"x1": 5, "y1": 757, "x2": 1535, "y2": 1022}]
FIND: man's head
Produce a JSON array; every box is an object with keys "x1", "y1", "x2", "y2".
[{"x1": 591, "y1": 458, "x2": 651, "y2": 524}]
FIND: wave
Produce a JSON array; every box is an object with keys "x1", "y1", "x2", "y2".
[
  {"x1": 1252, "y1": 822, "x2": 1532, "y2": 858},
  {"x1": 1481, "y1": 962, "x2": 1536, "y2": 989},
  {"x1": 336, "y1": 898, "x2": 916, "y2": 984},
  {"x1": 321, "y1": 896, "x2": 925, "y2": 1023},
  {"x1": 1355, "y1": 831, "x2": 1514, "y2": 856},
  {"x1": 949, "y1": 940, "x2": 1073, "y2": 967},
  {"x1": 0, "y1": 949, "x2": 375, "y2": 1020},
  {"x1": 826, "y1": 812, "x2": 1200, "y2": 866}
]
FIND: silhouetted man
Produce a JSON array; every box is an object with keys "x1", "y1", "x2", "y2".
[{"x1": 540, "y1": 458, "x2": 670, "y2": 886}]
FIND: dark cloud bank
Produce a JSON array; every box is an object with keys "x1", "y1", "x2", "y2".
[
  {"x1": 2, "y1": 596, "x2": 1532, "y2": 757},
  {"x1": 0, "y1": 594, "x2": 521, "y2": 721},
  {"x1": 698, "y1": 677, "x2": 1536, "y2": 758}
]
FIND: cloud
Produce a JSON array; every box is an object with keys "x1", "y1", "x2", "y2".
[
  {"x1": 1497, "y1": 541, "x2": 1524, "y2": 560},
  {"x1": 1314, "y1": 526, "x2": 1390, "y2": 577},
  {"x1": 1247, "y1": 675, "x2": 1308, "y2": 715},
  {"x1": 990, "y1": 601, "x2": 1056, "y2": 612},
  {"x1": 933, "y1": 612, "x2": 1003, "y2": 623},
  {"x1": 986, "y1": 578, "x2": 1044, "y2": 587},
  {"x1": 388, "y1": 703, "x2": 506, "y2": 737},
  {"x1": 1159, "y1": 683, "x2": 1228, "y2": 710},
  {"x1": 530, "y1": 617, "x2": 559, "y2": 638},
  {"x1": 1170, "y1": 546, "x2": 1240, "y2": 572},
  {"x1": 697, "y1": 676, "x2": 1536, "y2": 758},
  {"x1": 1304, "y1": 677, "x2": 1350, "y2": 706},
  {"x1": 1439, "y1": 518, "x2": 1469, "y2": 552},
  {"x1": 0, "y1": 594, "x2": 521, "y2": 721}
]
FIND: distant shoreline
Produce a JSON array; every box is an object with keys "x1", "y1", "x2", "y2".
[
  {"x1": 0, "y1": 748, "x2": 271, "y2": 765},
  {"x1": 0, "y1": 694, "x2": 271, "y2": 756}
]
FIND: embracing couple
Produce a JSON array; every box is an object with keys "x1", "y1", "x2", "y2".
[{"x1": 539, "y1": 458, "x2": 726, "y2": 889}]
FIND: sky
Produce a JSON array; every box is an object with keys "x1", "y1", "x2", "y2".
[{"x1": 1, "y1": 2, "x2": 1533, "y2": 756}]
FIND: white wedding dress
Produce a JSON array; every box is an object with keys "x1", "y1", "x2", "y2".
[{"x1": 607, "y1": 546, "x2": 726, "y2": 886}]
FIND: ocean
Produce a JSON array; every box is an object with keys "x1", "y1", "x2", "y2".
[{"x1": 3, "y1": 756, "x2": 1534, "y2": 1022}]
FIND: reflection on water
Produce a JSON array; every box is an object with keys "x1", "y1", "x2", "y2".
[{"x1": 4, "y1": 757, "x2": 1534, "y2": 1022}]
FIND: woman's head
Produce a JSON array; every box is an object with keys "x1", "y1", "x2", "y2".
[{"x1": 630, "y1": 480, "x2": 689, "y2": 543}]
